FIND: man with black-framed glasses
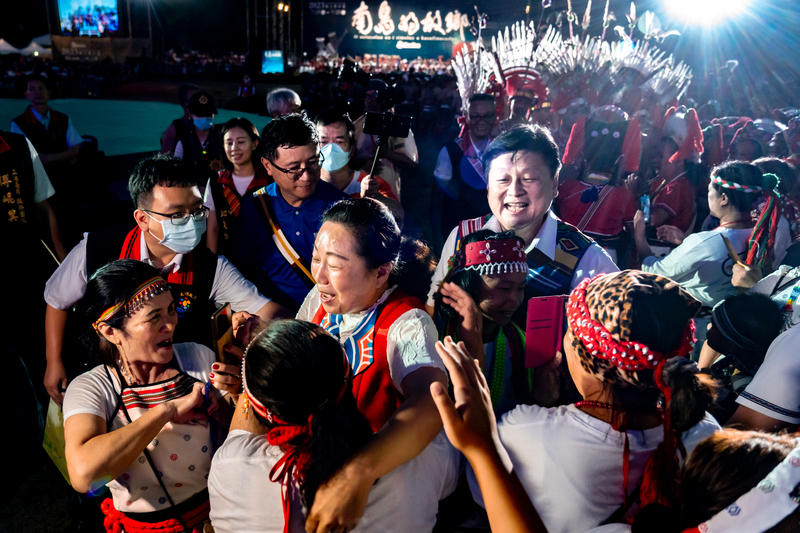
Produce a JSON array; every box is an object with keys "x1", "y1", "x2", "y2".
[
  {"x1": 432, "y1": 93, "x2": 497, "y2": 248},
  {"x1": 43, "y1": 154, "x2": 291, "y2": 405},
  {"x1": 228, "y1": 113, "x2": 348, "y2": 313}
]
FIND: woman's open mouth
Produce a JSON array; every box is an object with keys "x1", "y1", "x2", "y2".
[{"x1": 156, "y1": 339, "x2": 173, "y2": 348}]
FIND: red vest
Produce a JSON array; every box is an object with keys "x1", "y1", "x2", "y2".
[{"x1": 312, "y1": 289, "x2": 423, "y2": 433}]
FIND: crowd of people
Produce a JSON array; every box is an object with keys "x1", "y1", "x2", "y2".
[{"x1": 6, "y1": 13, "x2": 800, "y2": 533}]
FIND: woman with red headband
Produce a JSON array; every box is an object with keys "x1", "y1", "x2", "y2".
[
  {"x1": 468, "y1": 270, "x2": 721, "y2": 533},
  {"x1": 207, "y1": 319, "x2": 460, "y2": 533},
  {"x1": 63, "y1": 259, "x2": 222, "y2": 533}
]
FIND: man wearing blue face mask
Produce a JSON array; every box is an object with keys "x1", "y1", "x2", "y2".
[
  {"x1": 42, "y1": 154, "x2": 292, "y2": 406},
  {"x1": 174, "y1": 91, "x2": 224, "y2": 190},
  {"x1": 315, "y1": 108, "x2": 404, "y2": 226}
]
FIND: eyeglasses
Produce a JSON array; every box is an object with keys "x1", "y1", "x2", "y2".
[
  {"x1": 468, "y1": 113, "x2": 496, "y2": 123},
  {"x1": 144, "y1": 207, "x2": 210, "y2": 226},
  {"x1": 268, "y1": 152, "x2": 325, "y2": 179}
]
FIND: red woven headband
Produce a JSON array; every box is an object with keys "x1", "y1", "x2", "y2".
[
  {"x1": 448, "y1": 237, "x2": 528, "y2": 276},
  {"x1": 567, "y1": 276, "x2": 695, "y2": 372}
]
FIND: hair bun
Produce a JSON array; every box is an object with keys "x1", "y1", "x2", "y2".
[{"x1": 761, "y1": 172, "x2": 780, "y2": 192}]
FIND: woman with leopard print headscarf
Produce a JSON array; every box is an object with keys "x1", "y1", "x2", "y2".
[{"x1": 466, "y1": 270, "x2": 722, "y2": 533}]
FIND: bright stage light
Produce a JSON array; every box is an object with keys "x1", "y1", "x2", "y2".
[
  {"x1": 278, "y1": 3, "x2": 284, "y2": 9},
  {"x1": 664, "y1": 0, "x2": 751, "y2": 25}
]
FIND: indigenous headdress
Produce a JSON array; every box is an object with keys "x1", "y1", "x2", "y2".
[
  {"x1": 683, "y1": 439, "x2": 800, "y2": 533},
  {"x1": 662, "y1": 106, "x2": 704, "y2": 164},
  {"x1": 241, "y1": 327, "x2": 350, "y2": 533},
  {"x1": 446, "y1": 235, "x2": 528, "y2": 277},
  {"x1": 452, "y1": 42, "x2": 497, "y2": 117},
  {"x1": 562, "y1": 105, "x2": 642, "y2": 174},
  {"x1": 490, "y1": 21, "x2": 549, "y2": 106},
  {"x1": 567, "y1": 271, "x2": 700, "y2": 508},
  {"x1": 92, "y1": 276, "x2": 169, "y2": 331},
  {"x1": 730, "y1": 120, "x2": 772, "y2": 158}
]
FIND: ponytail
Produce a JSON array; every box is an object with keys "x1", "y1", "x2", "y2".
[
  {"x1": 639, "y1": 357, "x2": 719, "y2": 509},
  {"x1": 302, "y1": 393, "x2": 372, "y2": 509},
  {"x1": 746, "y1": 172, "x2": 780, "y2": 270}
]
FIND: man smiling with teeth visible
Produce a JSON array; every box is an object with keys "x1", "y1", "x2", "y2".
[{"x1": 427, "y1": 125, "x2": 618, "y2": 316}]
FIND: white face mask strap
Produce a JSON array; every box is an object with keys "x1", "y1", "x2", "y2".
[{"x1": 144, "y1": 211, "x2": 167, "y2": 244}]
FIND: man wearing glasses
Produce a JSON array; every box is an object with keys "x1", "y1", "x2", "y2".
[
  {"x1": 43, "y1": 154, "x2": 290, "y2": 405},
  {"x1": 432, "y1": 93, "x2": 497, "y2": 245},
  {"x1": 228, "y1": 114, "x2": 348, "y2": 313}
]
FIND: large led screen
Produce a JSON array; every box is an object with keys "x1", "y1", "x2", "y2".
[{"x1": 59, "y1": 0, "x2": 120, "y2": 37}]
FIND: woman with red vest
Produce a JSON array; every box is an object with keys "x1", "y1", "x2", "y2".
[
  {"x1": 204, "y1": 118, "x2": 272, "y2": 255},
  {"x1": 296, "y1": 197, "x2": 447, "y2": 533}
]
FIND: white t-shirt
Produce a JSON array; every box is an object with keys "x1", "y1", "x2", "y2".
[
  {"x1": 208, "y1": 429, "x2": 461, "y2": 533},
  {"x1": 736, "y1": 325, "x2": 800, "y2": 424},
  {"x1": 427, "y1": 210, "x2": 619, "y2": 307},
  {"x1": 468, "y1": 404, "x2": 721, "y2": 533},
  {"x1": 641, "y1": 227, "x2": 751, "y2": 308},
  {"x1": 297, "y1": 286, "x2": 446, "y2": 394},
  {"x1": 63, "y1": 343, "x2": 218, "y2": 513},
  {"x1": 44, "y1": 230, "x2": 270, "y2": 313},
  {"x1": 203, "y1": 174, "x2": 255, "y2": 211}
]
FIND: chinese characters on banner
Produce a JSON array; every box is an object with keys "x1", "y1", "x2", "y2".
[
  {"x1": 351, "y1": 1, "x2": 469, "y2": 41},
  {"x1": 1, "y1": 169, "x2": 27, "y2": 224}
]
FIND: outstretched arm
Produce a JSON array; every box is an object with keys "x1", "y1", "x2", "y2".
[{"x1": 431, "y1": 337, "x2": 548, "y2": 533}]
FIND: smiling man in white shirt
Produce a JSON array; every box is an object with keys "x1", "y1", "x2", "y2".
[{"x1": 428, "y1": 125, "x2": 618, "y2": 314}]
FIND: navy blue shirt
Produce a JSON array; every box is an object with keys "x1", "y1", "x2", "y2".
[{"x1": 228, "y1": 180, "x2": 347, "y2": 311}]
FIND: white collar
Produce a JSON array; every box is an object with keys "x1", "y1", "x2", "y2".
[
  {"x1": 30, "y1": 107, "x2": 49, "y2": 122},
  {"x1": 484, "y1": 210, "x2": 558, "y2": 261},
  {"x1": 138, "y1": 229, "x2": 184, "y2": 274}
]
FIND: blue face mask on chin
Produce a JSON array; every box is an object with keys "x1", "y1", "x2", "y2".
[
  {"x1": 146, "y1": 213, "x2": 206, "y2": 254},
  {"x1": 193, "y1": 116, "x2": 214, "y2": 131},
  {"x1": 321, "y1": 142, "x2": 352, "y2": 172}
]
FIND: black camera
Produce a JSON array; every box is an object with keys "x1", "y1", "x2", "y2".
[{"x1": 363, "y1": 111, "x2": 412, "y2": 140}]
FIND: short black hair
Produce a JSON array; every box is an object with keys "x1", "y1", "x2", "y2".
[
  {"x1": 128, "y1": 153, "x2": 198, "y2": 209},
  {"x1": 483, "y1": 124, "x2": 561, "y2": 180},
  {"x1": 711, "y1": 161, "x2": 770, "y2": 213},
  {"x1": 24, "y1": 73, "x2": 50, "y2": 91},
  {"x1": 314, "y1": 108, "x2": 356, "y2": 146},
  {"x1": 259, "y1": 113, "x2": 320, "y2": 163},
  {"x1": 469, "y1": 93, "x2": 495, "y2": 104}
]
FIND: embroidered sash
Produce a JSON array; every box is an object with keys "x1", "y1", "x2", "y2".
[
  {"x1": 253, "y1": 192, "x2": 316, "y2": 289},
  {"x1": 319, "y1": 306, "x2": 380, "y2": 376},
  {"x1": 119, "y1": 226, "x2": 194, "y2": 285}
]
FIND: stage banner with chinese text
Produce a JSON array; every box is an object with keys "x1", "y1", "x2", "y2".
[{"x1": 304, "y1": 1, "x2": 481, "y2": 60}]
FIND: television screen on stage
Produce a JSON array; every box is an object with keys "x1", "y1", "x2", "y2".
[
  {"x1": 262, "y1": 50, "x2": 285, "y2": 74},
  {"x1": 59, "y1": 0, "x2": 120, "y2": 37},
  {"x1": 304, "y1": 1, "x2": 478, "y2": 60}
]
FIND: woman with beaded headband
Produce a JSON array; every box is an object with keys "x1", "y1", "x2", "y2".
[
  {"x1": 208, "y1": 319, "x2": 460, "y2": 533},
  {"x1": 63, "y1": 259, "x2": 226, "y2": 533},
  {"x1": 296, "y1": 197, "x2": 448, "y2": 533},
  {"x1": 634, "y1": 161, "x2": 781, "y2": 356},
  {"x1": 467, "y1": 270, "x2": 721, "y2": 533},
  {"x1": 433, "y1": 229, "x2": 543, "y2": 416}
]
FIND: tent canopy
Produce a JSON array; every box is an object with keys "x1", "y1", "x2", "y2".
[
  {"x1": 19, "y1": 42, "x2": 51, "y2": 56},
  {"x1": 0, "y1": 39, "x2": 21, "y2": 55},
  {"x1": 32, "y1": 34, "x2": 52, "y2": 47}
]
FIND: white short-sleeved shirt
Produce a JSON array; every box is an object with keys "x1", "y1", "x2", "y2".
[
  {"x1": 297, "y1": 286, "x2": 446, "y2": 394},
  {"x1": 63, "y1": 343, "x2": 217, "y2": 513},
  {"x1": 10, "y1": 107, "x2": 84, "y2": 148},
  {"x1": 208, "y1": 429, "x2": 461, "y2": 533},
  {"x1": 468, "y1": 404, "x2": 721, "y2": 533},
  {"x1": 203, "y1": 174, "x2": 255, "y2": 212},
  {"x1": 641, "y1": 227, "x2": 751, "y2": 308},
  {"x1": 736, "y1": 325, "x2": 800, "y2": 424},
  {"x1": 44, "y1": 230, "x2": 270, "y2": 313},
  {"x1": 427, "y1": 210, "x2": 619, "y2": 307}
]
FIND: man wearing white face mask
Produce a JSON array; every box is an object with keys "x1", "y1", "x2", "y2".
[
  {"x1": 315, "y1": 108, "x2": 404, "y2": 226},
  {"x1": 43, "y1": 154, "x2": 291, "y2": 406},
  {"x1": 174, "y1": 91, "x2": 224, "y2": 191}
]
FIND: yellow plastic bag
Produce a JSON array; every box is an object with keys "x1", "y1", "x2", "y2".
[{"x1": 42, "y1": 398, "x2": 71, "y2": 485}]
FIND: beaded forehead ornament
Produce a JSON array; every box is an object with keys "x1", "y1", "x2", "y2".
[
  {"x1": 447, "y1": 236, "x2": 528, "y2": 276},
  {"x1": 92, "y1": 276, "x2": 170, "y2": 331}
]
